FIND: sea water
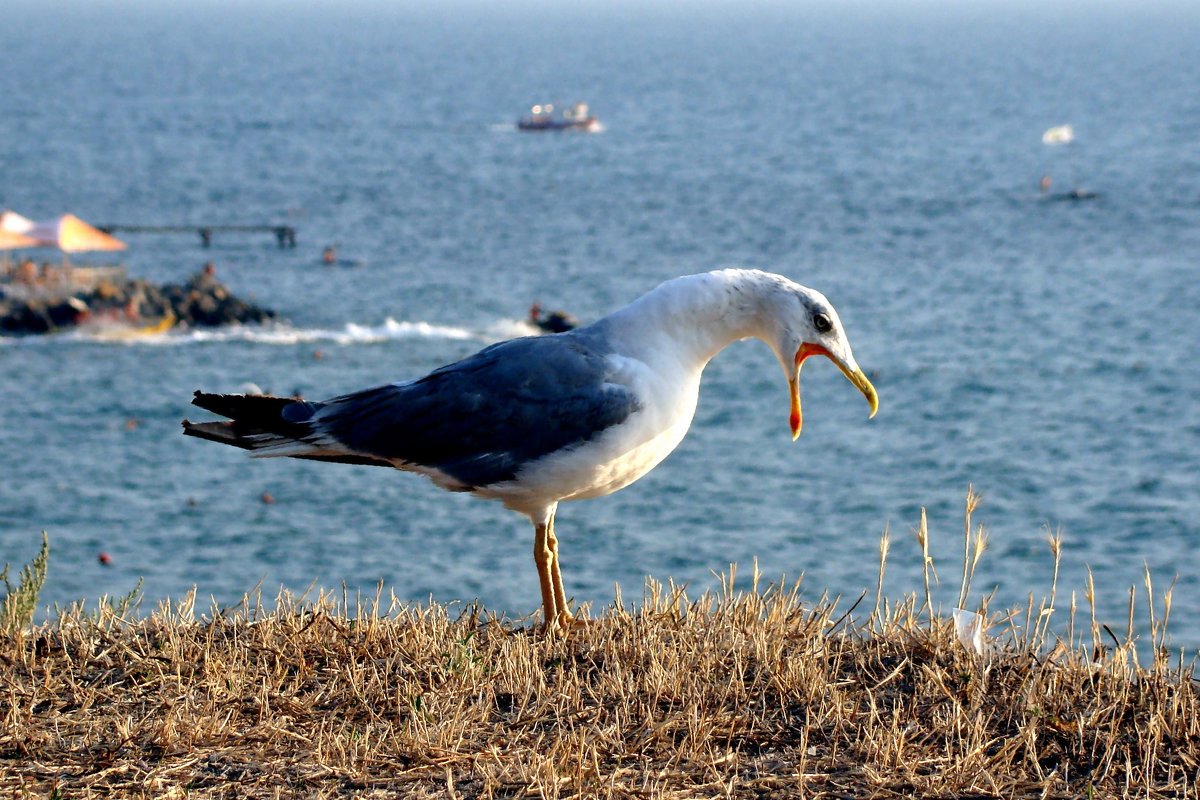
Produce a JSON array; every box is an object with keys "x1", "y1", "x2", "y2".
[{"x1": 2, "y1": 1, "x2": 1198, "y2": 648}]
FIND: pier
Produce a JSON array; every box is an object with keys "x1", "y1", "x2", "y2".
[{"x1": 98, "y1": 224, "x2": 297, "y2": 248}]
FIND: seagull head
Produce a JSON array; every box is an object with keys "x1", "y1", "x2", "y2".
[{"x1": 761, "y1": 280, "x2": 879, "y2": 439}]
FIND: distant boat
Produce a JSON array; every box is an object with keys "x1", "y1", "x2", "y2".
[
  {"x1": 1047, "y1": 188, "x2": 1099, "y2": 202},
  {"x1": 1042, "y1": 124, "x2": 1074, "y2": 145},
  {"x1": 85, "y1": 311, "x2": 176, "y2": 341},
  {"x1": 518, "y1": 102, "x2": 599, "y2": 132}
]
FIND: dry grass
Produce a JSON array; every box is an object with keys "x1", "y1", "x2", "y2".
[{"x1": 3, "y1": 496, "x2": 1200, "y2": 798}]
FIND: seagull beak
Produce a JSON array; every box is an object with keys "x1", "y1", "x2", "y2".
[{"x1": 789, "y1": 343, "x2": 880, "y2": 440}]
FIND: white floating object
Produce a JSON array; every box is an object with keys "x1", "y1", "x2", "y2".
[
  {"x1": 1042, "y1": 124, "x2": 1074, "y2": 145},
  {"x1": 953, "y1": 608, "x2": 986, "y2": 655}
]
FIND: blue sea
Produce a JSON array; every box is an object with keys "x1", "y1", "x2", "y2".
[{"x1": 2, "y1": 1, "x2": 1198, "y2": 648}]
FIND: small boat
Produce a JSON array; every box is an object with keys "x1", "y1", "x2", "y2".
[
  {"x1": 518, "y1": 102, "x2": 599, "y2": 132},
  {"x1": 84, "y1": 311, "x2": 176, "y2": 340},
  {"x1": 1041, "y1": 124, "x2": 1074, "y2": 145},
  {"x1": 1047, "y1": 188, "x2": 1099, "y2": 202}
]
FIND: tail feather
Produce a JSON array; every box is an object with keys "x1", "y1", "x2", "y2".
[
  {"x1": 181, "y1": 419, "x2": 255, "y2": 449},
  {"x1": 190, "y1": 391, "x2": 318, "y2": 430},
  {"x1": 183, "y1": 391, "x2": 394, "y2": 468},
  {"x1": 186, "y1": 391, "x2": 315, "y2": 444}
]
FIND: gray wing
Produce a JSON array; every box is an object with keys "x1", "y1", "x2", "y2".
[{"x1": 307, "y1": 331, "x2": 641, "y2": 487}]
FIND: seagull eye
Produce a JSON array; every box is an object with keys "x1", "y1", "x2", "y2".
[{"x1": 813, "y1": 312, "x2": 833, "y2": 333}]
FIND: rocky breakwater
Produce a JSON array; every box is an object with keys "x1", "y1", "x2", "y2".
[{"x1": 0, "y1": 265, "x2": 276, "y2": 335}]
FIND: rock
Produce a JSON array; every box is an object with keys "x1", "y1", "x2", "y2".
[{"x1": 0, "y1": 269, "x2": 277, "y2": 335}]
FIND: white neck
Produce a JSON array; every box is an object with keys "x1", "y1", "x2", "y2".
[{"x1": 599, "y1": 269, "x2": 785, "y2": 368}]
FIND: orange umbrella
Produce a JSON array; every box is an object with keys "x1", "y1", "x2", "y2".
[
  {"x1": 0, "y1": 229, "x2": 38, "y2": 249},
  {"x1": 29, "y1": 214, "x2": 126, "y2": 253}
]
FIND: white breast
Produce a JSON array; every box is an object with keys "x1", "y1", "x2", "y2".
[{"x1": 483, "y1": 350, "x2": 703, "y2": 516}]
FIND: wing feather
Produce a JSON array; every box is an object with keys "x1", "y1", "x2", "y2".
[
  {"x1": 185, "y1": 330, "x2": 642, "y2": 490},
  {"x1": 315, "y1": 332, "x2": 640, "y2": 485}
]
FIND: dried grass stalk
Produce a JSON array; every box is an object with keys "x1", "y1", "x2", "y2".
[{"x1": 2, "y1": 572, "x2": 1197, "y2": 799}]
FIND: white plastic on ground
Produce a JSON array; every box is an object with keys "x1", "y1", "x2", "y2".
[{"x1": 953, "y1": 607, "x2": 987, "y2": 655}]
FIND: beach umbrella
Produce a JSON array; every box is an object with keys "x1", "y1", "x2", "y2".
[
  {"x1": 0, "y1": 210, "x2": 36, "y2": 235},
  {"x1": 0, "y1": 217, "x2": 37, "y2": 268},
  {"x1": 0, "y1": 229, "x2": 38, "y2": 249},
  {"x1": 28, "y1": 214, "x2": 126, "y2": 253}
]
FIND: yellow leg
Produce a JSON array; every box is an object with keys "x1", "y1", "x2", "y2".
[
  {"x1": 545, "y1": 514, "x2": 574, "y2": 629},
  {"x1": 533, "y1": 521, "x2": 559, "y2": 628}
]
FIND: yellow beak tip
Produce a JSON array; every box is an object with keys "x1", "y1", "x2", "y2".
[{"x1": 856, "y1": 372, "x2": 879, "y2": 420}]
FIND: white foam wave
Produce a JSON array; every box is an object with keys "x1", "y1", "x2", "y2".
[
  {"x1": 190, "y1": 318, "x2": 477, "y2": 346},
  {"x1": 3, "y1": 317, "x2": 548, "y2": 347},
  {"x1": 486, "y1": 318, "x2": 544, "y2": 341},
  {"x1": 32, "y1": 317, "x2": 476, "y2": 347}
]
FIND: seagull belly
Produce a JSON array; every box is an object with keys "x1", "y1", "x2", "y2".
[
  {"x1": 481, "y1": 350, "x2": 704, "y2": 516},
  {"x1": 491, "y1": 374, "x2": 699, "y2": 516},
  {"x1": 490, "y1": 411, "x2": 691, "y2": 515}
]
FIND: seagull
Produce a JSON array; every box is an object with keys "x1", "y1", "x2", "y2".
[{"x1": 183, "y1": 269, "x2": 878, "y2": 630}]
